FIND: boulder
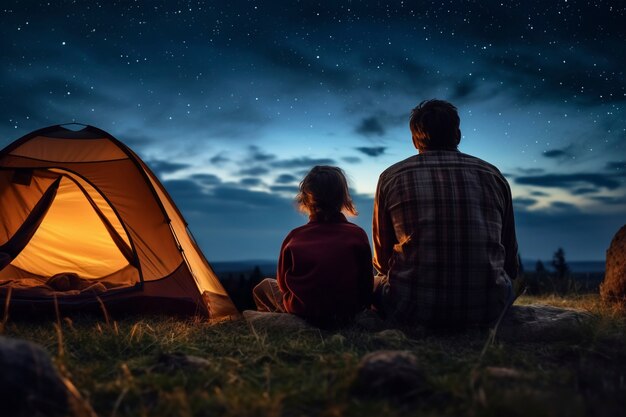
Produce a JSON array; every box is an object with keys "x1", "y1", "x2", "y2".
[
  {"x1": 352, "y1": 350, "x2": 427, "y2": 399},
  {"x1": 242, "y1": 310, "x2": 313, "y2": 333},
  {"x1": 354, "y1": 309, "x2": 387, "y2": 332},
  {"x1": 498, "y1": 304, "x2": 592, "y2": 342},
  {"x1": 155, "y1": 352, "x2": 212, "y2": 372},
  {"x1": 0, "y1": 336, "x2": 69, "y2": 417},
  {"x1": 600, "y1": 224, "x2": 626, "y2": 306},
  {"x1": 371, "y1": 329, "x2": 410, "y2": 349}
]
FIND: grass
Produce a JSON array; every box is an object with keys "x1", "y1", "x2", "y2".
[{"x1": 2, "y1": 294, "x2": 626, "y2": 417}]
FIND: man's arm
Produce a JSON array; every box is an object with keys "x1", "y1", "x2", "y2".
[
  {"x1": 501, "y1": 181, "x2": 519, "y2": 280},
  {"x1": 372, "y1": 177, "x2": 396, "y2": 275}
]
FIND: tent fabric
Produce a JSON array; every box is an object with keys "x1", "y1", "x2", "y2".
[
  {"x1": 0, "y1": 176, "x2": 61, "y2": 263},
  {"x1": 0, "y1": 169, "x2": 59, "y2": 245},
  {"x1": 60, "y1": 171, "x2": 135, "y2": 265},
  {"x1": 142, "y1": 165, "x2": 229, "y2": 298},
  {"x1": 9, "y1": 176, "x2": 132, "y2": 280},
  {"x1": 0, "y1": 125, "x2": 238, "y2": 319}
]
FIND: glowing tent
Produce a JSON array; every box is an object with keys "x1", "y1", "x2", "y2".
[{"x1": 0, "y1": 124, "x2": 238, "y2": 319}]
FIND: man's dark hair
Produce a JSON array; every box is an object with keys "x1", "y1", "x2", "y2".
[{"x1": 409, "y1": 99, "x2": 461, "y2": 151}]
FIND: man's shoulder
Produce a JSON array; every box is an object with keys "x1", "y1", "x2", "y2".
[
  {"x1": 380, "y1": 151, "x2": 506, "y2": 180},
  {"x1": 456, "y1": 152, "x2": 506, "y2": 176},
  {"x1": 379, "y1": 155, "x2": 418, "y2": 180},
  {"x1": 376, "y1": 151, "x2": 511, "y2": 198}
]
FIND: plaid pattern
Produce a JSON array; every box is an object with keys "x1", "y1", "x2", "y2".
[{"x1": 373, "y1": 150, "x2": 519, "y2": 325}]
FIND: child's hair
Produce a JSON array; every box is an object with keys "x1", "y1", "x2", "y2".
[{"x1": 296, "y1": 165, "x2": 357, "y2": 218}]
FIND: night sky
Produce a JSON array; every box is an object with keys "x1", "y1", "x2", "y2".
[{"x1": 1, "y1": 1, "x2": 624, "y2": 262}]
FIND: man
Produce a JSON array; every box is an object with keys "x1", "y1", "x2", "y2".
[{"x1": 373, "y1": 99, "x2": 518, "y2": 326}]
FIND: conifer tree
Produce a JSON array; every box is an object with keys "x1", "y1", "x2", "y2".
[
  {"x1": 535, "y1": 260, "x2": 546, "y2": 273},
  {"x1": 552, "y1": 248, "x2": 569, "y2": 280}
]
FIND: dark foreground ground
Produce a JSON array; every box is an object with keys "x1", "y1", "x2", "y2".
[{"x1": 3, "y1": 294, "x2": 625, "y2": 417}]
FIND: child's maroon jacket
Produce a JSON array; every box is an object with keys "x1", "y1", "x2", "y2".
[{"x1": 277, "y1": 212, "x2": 373, "y2": 321}]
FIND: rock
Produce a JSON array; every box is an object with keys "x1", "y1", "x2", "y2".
[
  {"x1": 155, "y1": 352, "x2": 212, "y2": 372},
  {"x1": 353, "y1": 350, "x2": 427, "y2": 399},
  {"x1": 354, "y1": 309, "x2": 387, "y2": 332},
  {"x1": 483, "y1": 366, "x2": 530, "y2": 380},
  {"x1": 372, "y1": 329, "x2": 409, "y2": 347},
  {"x1": 242, "y1": 310, "x2": 313, "y2": 332},
  {"x1": 600, "y1": 224, "x2": 626, "y2": 306},
  {"x1": 0, "y1": 336, "x2": 69, "y2": 417},
  {"x1": 327, "y1": 333, "x2": 347, "y2": 347},
  {"x1": 498, "y1": 304, "x2": 592, "y2": 342}
]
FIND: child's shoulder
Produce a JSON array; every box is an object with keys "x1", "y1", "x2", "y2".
[
  {"x1": 339, "y1": 221, "x2": 369, "y2": 240},
  {"x1": 343, "y1": 220, "x2": 366, "y2": 231},
  {"x1": 283, "y1": 223, "x2": 309, "y2": 239}
]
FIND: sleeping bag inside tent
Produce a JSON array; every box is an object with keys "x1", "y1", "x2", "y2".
[{"x1": 0, "y1": 124, "x2": 238, "y2": 319}]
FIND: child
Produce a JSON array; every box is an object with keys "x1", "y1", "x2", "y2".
[{"x1": 253, "y1": 165, "x2": 373, "y2": 325}]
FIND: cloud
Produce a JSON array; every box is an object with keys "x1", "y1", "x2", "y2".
[
  {"x1": 270, "y1": 185, "x2": 300, "y2": 194},
  {"x1": 209, "y1": 153, "x2": 230, "y2": 165},
  {"x1": 514, "y1": 205, "x2": 625, "y2": 260},
  {"x1": 530, "y1": 190, "x2": 550, "y2": 197},
  {"x1": 248, "y1": 146, "x2": 276, "y2": 163},
  {"x1": 452, "y1": 79, "x2": 480, "y2": 100},
  {"x1": 589, "y1": 195, "x2": 626, "y2": 205},
  {"x1": 190, "y1": 173, "x2": 222, "y2": 186},
  {"x1": 147, "y1": 160, "x2": 190, "y2": 176},
  {"x1": 513, "y1": 197, "x2": 538, "y2": 208},
  {"x1": 516, "y1": 167, "x2": 545, "y2": 175},
  {"x1": 274, "y1": 174, "x2": 298, "y2": 184},
  {"x1": 113, "y1": 132, "x2": 158, "y2": 152},
  {"x1": 355, "y1": 116, "x2": 385, "y2": 137},
  {"x1": 166, "y1": 180, "x2": 293, "y2": 213},
  {"x1": 271, "y1": 157, "x2": 336, "y2": 169},
  {"x1": 550, "y1": 201, "x2": 579, "y2": 212},
  {"x1": 161, "y1": 178, "x2": 305, "y2": 260},
  {"x1": 240, "y1": 177, "x2": 264, "y2": 187},
  {"x1": 543, "y1": 149, "x2": 570, "y2": 159},
  {"x1": 542, "y1": 146, "x2": 577, "y2": 162},
  {"x1": 515, "y1": 173, "x2": 622, "y2": 190},
  {"x1": 356, "y1": 146, "x2": 386, "y2": 157},
  {"x1": 238, "y1": 166, "x2": 270, "y2": 176},
  {"x1": 571, "y1": 187, "x2": 598, "y2": 195},
  {"x1": 606, "y1": 161, "x2": 625, "y2": 172},
  {"x1": 342, "y1": 156, "x2": 362, "y2": 164}
]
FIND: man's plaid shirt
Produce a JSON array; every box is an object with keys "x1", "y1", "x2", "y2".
[{"x1": 373, "y1": 150, "x2": 519, "y2": 325}]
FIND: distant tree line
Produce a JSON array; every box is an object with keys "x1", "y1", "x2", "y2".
[
  {"x1": 220, "y1": 265, "x2": 265, "y2": 311},
  {"x1": 522, "y1": 247, "x2": 600, "y2": 295}
]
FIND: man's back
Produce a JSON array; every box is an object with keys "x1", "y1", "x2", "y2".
[{"x1": 373, "y1": 150, "x2": 518, "y2": 325}]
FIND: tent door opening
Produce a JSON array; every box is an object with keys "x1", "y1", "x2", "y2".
[{"x1": 0, "y1": 168, "x2": 140, "y2": 298}]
